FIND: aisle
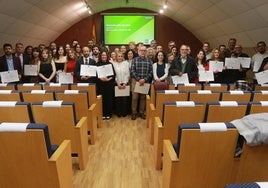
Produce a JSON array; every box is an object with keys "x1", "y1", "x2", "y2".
[{"x1": 73, "y1": 116, "x2": 162, "y2": 188}]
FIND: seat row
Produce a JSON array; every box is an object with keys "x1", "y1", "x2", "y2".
[
  {"x1": 0, "y1": 83, "x2": 103, "y2": 127},
  {"x1": 166, "y1": 83, "x2": 268, "y2": 92},
  {"x1": 0, "y1": 122, "x2": 73, "y2": 188},
  {"x1": 149, "y1": 83, "x2": 268, "y2": 108},
  {"x1": 0, "y1": 101, "x2": 92, "y2": 170},
  {"x1": 162, "y1": 122, "x2": 268, "y2": 188},
  {"x1": 225, "y1": 182, "x2": 268, "y2": 188},
  {"x1": 146, "y1": 88, "x2": 268, "y2": 142},
  {"x1": 0, "y1": 90, "x2": 98, "y2": 143},
  {"x1": 151, "y1": 100, "x2": 268, "y2": 170},
  {"x1": 152, "y1": 89, "x2": 268, "y2": 104}
]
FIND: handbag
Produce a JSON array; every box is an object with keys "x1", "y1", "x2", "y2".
[{"x1": 153, "y1": 81, "x2": 169, "y2": 90}]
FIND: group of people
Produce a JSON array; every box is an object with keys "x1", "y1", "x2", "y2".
[{"x1": 0, "y1": 38, "x2": 268, "y2": 120}]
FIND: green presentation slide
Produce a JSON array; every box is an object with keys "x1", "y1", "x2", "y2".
[{"x1": 104, "y1": 15, "x2": 155, "y2": 45}]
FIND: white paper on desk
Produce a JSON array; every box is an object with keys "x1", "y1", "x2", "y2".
[
  {"x1": 255, "y1": 70, "x2": 268, "y2": 85},
  {"x1": 199, "y1": 71, "x2": 214, "y2": 82},
  {"x1": 80, "y1": 65, "x2": 97, "y2": 76},
  {"x1": 114, "y1": 85, "x2": 130, "y2": 97},
  {"x1": 0, "y1": 70, "x2": 19, "y2": 83},
  {"x1": 24, "y1": 64, "x2": 38, "y2": 76},
  {"x1": 134, "y1": 82, "x2": 150, "y2": 94},
  {"x1": 209, "y1": 61, "x2": 224, "y2": 72},
  {"x1": 171, "y1": 74, "x2": 189, "y2": 85},
  {"x1": 97, "y1": 64, "x2": 114, "y2": 78},
  {"x1": 58, "y1": 72, "x2": 73, "y2": 84},
  {"x1": 238, "y1": 57, "x2": 251, "y2": 68},
  {"x1": 253, "y1": 61, "x2": 262, "y2": 72},
  {"x1": 225, "y1": 58, "x2": 240, "y2": 70}
]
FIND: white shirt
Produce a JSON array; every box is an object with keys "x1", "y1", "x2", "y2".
[
  {"x1": 251, "y1": 51, "x2": 268, "y2": 72},
  {"x1": 113, "y1": 60, "x2": 130, "y2": 84},
  {"x1": 152, "y1": 62, "x2": 169, "y2": 81},
  {"x1": 181, "y1": 57, "x2": 187, "y2": 64}
]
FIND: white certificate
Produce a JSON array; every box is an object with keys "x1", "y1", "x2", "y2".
[
  {"x1": 209, "y1": 61, "x2": 224, "y2": 72},
  {"x1": 253, "y1": 61, "x2": 262, "y2": 72},
  {"x1": 238, "y1": 57, "x2": 251, "y2": 68},
  {"x1": 171, "y1": 73, "x2": 189, "y2": 85},
  {"x1": 97, "y1": 64, "x2": 114, "y2": 78},
  {"x1": 58, "y1": 72, "x2": 73, "y2": 84},
  {"x1": 24, "y1": 64, "x2": 38, "y2": 76},
  {"x1": 0, "y1": 70, "x2": 19, "y2": 83},
  {"x1": 134, "y1": 82, "x2": 150, "y2": 94},
  {"x1": 225, "y1": 58, "x2": 240, "y2": 70},
  {"x1": 199, "y1": 71, "x2": 214, "y2": 82},
  {"x1": 255, "y1": 70, "x2": 268, "y2": 85},
  {"x1": 114, "y1": 85, "x2": 130, "y2": 97},
  {"x1": 80, "y1": 65, "x2": 97, "y2": 76}
]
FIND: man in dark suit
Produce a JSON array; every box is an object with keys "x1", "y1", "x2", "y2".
[
  {"x1": 14, "y1": 43, "x2": 30, "y2": 82},
  {"x1": 0, "y1": 43, "x2": 22, "y2": 83},
  {"x1": 74, "y1": 46, "x2": 96, "y2": 83},
  {"x1": 14, "y1": 43, "x2": 29, "y2": 67},
  {"x1": 168, "y1": 44, "x2": 198, "y2": 83}
]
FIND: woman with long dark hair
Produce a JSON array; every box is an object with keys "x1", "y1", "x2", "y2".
[{"x1": 96, "y1": 51, "x2": 116, "y2": 120}]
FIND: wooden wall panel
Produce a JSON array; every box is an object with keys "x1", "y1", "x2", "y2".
[{"x1": 55, "y1": 8, "x2": 202, "y2": 55}]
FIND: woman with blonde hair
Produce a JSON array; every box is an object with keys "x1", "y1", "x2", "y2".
[
  {"x1": 205, "y1": 48, "x2": 224, "y2": 83},
  {"x1": 66, "y1": 49, "x2": 78, "y2": 83}
]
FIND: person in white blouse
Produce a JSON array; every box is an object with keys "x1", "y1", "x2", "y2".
[
  {"x1": 152, "y1": 51, "x2": 169, "y2": 82},
  {"x1": 251, "y1": 41, "x2": 268, "y2": 83},
  {"x1": 113, "y1": 52, "x2": 130, "y2": 117}
]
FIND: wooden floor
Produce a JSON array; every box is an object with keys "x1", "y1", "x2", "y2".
[{"x1": 72, "y1": 116, "x2": 162, "y2": 188}]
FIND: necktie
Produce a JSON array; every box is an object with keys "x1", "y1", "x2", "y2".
[
  {"x1": 85, "y1": 58, "x2": 88, "y2": 65},
  {"x1": 20, "y1": 54, "x2": 23, "y2": 67}
]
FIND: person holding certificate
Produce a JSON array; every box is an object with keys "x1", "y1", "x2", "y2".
[
  {"x1": 194, "y1": 49, "x2": 207, "y2": 83},
  {"x1": 37, "y1": 48, "x2": 56, "y2": 83},
  {"x1": 206, "y1": 48, "x2": 224, "y2": 83},
  {"x1": 113, "y1": 52, "x2": 130, "y2": 117},
  {"x1": 130, "y1": 46, "x2": 153, "y2": 120},
  {"x1": 168, "y1": 44, "x2": 198, "y2": 83},
  {"x1": 54, "y1": 46, "x2": 67, "y2": 83},
  {"x1": 258, "y1": 57, "x2": 268, "y2": 72},
  {"x1": 66, "y1": 49, "x2": 78, "y2": 83},
  {"x1": 96, "y1": 50, "x2": 116, "y2": 120},
  {"x1": 0, "y1": 43, "x2": 22, "y2": 83},
  {"x1": 28, "y1": 47, "x2": 40, "y2": 83},
  {"x1": 222, "y1": 52, "x2": 246, "y2": 84},
  {"x1": 74, "y1": 46, "x2": 96, "y2": 83},
  {"x1": 251, "y1": 41, "x2": 268, "y2": 83}
]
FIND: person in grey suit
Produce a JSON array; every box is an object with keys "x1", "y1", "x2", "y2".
[{"x1": 74, "y1": 46, "x2": 96, "y2": 83}]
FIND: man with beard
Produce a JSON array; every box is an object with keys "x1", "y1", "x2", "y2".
[{"x1": 0, "y1": 43, "x2": 22, "y2": 83}]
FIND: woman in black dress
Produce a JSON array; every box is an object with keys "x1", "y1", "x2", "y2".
[
  {"x1": 96, "y1": 50, "x2": 116, "y2": 120},
  {"x1": 38, "y1": 48, "x2": 56, "y2": 83}
]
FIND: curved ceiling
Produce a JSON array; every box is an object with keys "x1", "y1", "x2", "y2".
[{"x1": 0, "y1": 0, "x2": 267, "y2": 48}]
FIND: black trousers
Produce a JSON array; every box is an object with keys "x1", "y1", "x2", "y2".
[{"x1": 115, "y1": 96, "x2": 129, "y2": 116}]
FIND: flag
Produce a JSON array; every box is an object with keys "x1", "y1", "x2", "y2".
[
  {"x1": 92, "y1": 21, "x2": 96, "y2": 44},
  {"x1": 100, "y1": 18, "x2": 104, "y2": 45}
]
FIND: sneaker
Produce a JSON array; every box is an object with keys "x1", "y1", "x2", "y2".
[
  {"x1": 131, "y1": 114, "x2": 137, "y2": 120},
  {"x1": 102, "y1": 116, "x2": 106, "y2": 120},
  {"x1": 140, "y1": 113, "x2": 146, "y2": 120},
  {"x1": 105, "y1": 116, "x2": 111, "y2": 120}
]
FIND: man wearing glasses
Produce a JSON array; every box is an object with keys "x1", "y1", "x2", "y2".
[
  {"x1": 168, "y1": 44, "x2": 198, "y2": 83},
  {"x1": 130, "y1": 46, "x2": 153, "y2": 120}
]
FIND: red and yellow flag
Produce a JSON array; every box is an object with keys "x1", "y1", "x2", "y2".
[{"x1": 92, "y1": 21, "x2": 96, "y2": 43}]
